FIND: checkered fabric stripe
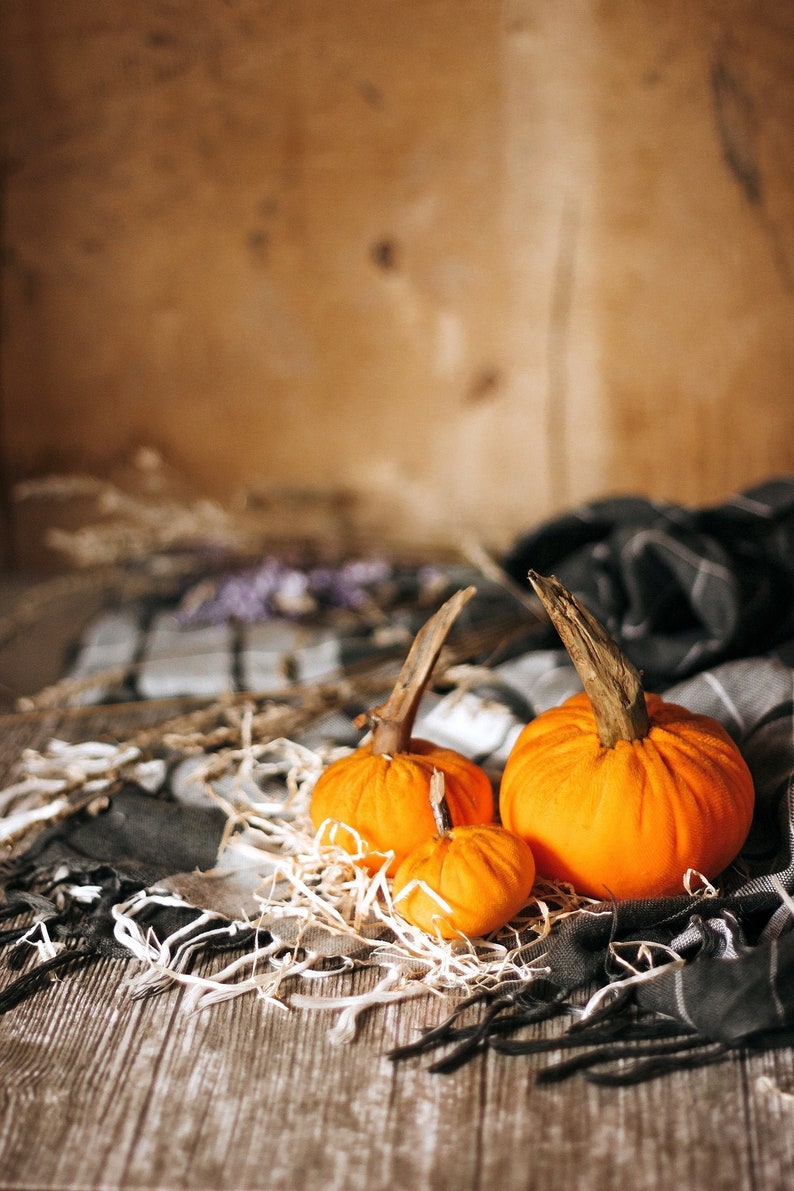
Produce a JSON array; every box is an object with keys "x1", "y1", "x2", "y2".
[{"x1": 63, "y1": 565, "x2": 550, "y2": 706}]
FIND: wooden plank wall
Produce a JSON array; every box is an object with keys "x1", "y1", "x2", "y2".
[{"x1": 1, "y1": 1, "x2": 793, "y2": 564}]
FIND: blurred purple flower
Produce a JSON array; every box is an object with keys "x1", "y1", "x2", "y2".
[{"x1": 176, "y1": 556, "x2": 394, "y2": 625}]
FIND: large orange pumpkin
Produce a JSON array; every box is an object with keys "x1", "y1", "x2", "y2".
[
  {"x1": 310, "y1": 587, "x2": 495, "y2": 874},
  {"x1": 499, "y1": 572, "x2": 755, "y2": 900}
]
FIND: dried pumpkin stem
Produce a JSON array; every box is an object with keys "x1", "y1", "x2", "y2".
[
  {"x1": 527, "y1": 570, "x2": 650, "y2": 748},
  {"x1": 429, "y1": 768, "x2": 454, "y2": 835},
  {"x1": 359, "y1": 586, "x2": 476, "y2": 756}
]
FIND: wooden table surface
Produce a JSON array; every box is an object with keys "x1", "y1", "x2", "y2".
[{"x1": 2, "y1": 580, "x2": 794, "y2": 1190}]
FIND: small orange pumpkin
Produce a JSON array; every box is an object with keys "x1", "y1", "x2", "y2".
[
  {"x1": 392, "y1": 770, "x2": 536, "y2": 938},
  {"x1": 499, "y1": 572, "x2": 755, "y2": 901},
  {"x1": 310, "y1": 588, "x2": 495, "y2": 874}
]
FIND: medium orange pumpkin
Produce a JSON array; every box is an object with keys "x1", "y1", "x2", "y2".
[
  {"x1": 310, "y1": 588, "x2": 495, "y2": 874},
  {"x1": 392, "y1": 771, "x2": 536, "y2": 938},
  {"x1": 499, "y1": 572, "x2": 755, "y2": 900}
]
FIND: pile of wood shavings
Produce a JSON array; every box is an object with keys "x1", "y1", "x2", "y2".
[
  {"x1": 150, "y1": 732, "x2": 601, "y2": 1019},
  {"x1": 0, "y1": 710, "x2": 600, "y2": 1033}
]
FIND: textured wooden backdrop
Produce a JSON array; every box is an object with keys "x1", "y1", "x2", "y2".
[{"x1": 1, "y1": 0, "x2": 794, "y2": 562}]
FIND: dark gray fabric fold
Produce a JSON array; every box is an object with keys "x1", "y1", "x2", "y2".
[{"x1": 502, "y1": 477, "x2": 794, "y2": 687}]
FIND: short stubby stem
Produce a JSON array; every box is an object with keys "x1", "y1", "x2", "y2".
[{"x1": 429, "y1": 768, "x2": 454, "y2": 835}]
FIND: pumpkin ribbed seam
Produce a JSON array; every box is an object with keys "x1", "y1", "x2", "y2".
[
  {"x1": 639, "y1": 733, "x2": 694, "y2": 887},
  {"x1": 657, "y1": 722, "x2": 750, "y2": 823},
  {"x1": 447, "y1": 838, "x2": 497, "y2": 900},
  {"x1": 642, "y1": 724, "x2": 719, "y2": 886}
]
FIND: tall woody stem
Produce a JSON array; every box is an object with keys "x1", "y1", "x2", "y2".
[
  {"x1": 527, "y1": 571, "x2": 650, "y2": 748},
  {"x1": 356, "y1": 586, "x2": 476, "y2": 756}
]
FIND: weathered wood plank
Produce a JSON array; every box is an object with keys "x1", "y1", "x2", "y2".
[{"x1": 0, "y1": 945, "x2": 792, "y2": 1191}]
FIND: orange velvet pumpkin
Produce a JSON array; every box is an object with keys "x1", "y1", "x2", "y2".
[
  {"x1": 499, "y1": 572, "x2": 755, "y2": 900},
  {"x1": 500, "y1": 690, "x2": 754, "y2": 899},
  {"x1": 392, "y1": 771, "x2": 536, "y2": 937},
  {"x1": 310, "y1": 587, "x2": 495, "y2": 875},
  {"x1": 311, "y1": 739, "x2": 494, "y2": 875}
]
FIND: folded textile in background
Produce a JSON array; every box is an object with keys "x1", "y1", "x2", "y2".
[
  {"x1": 3, "y1": 478, "x2": 794, "y2": 1086},
  {"x1": 503, "y1": 476, "x2": 794, "y2": 687}
]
